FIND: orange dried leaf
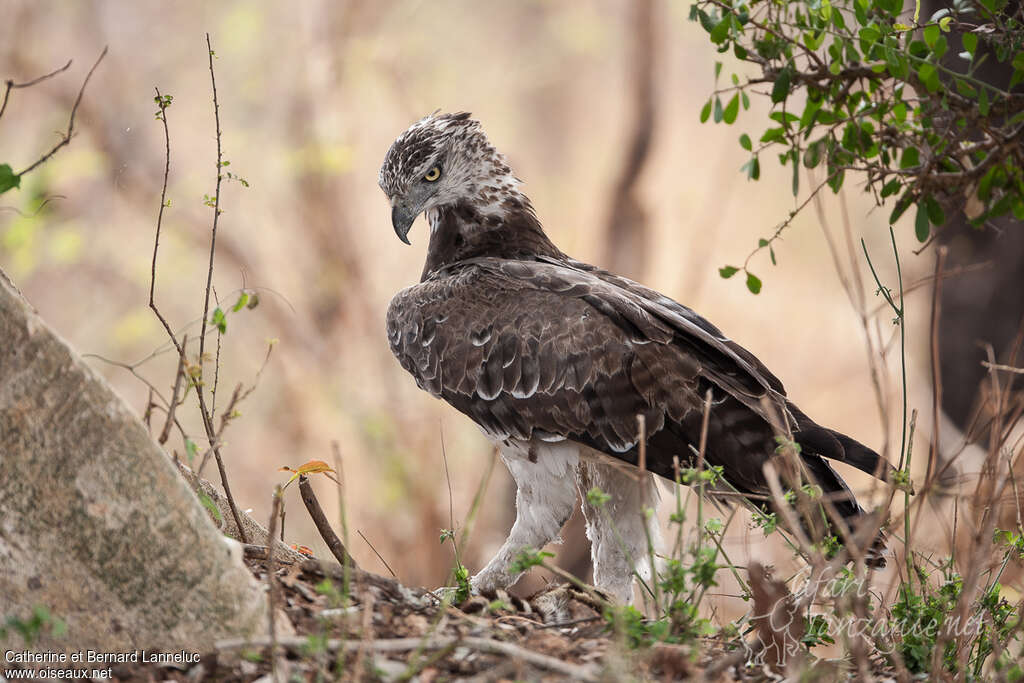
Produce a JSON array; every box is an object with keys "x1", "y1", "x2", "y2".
[
  {"x1": 295, "y1": 460, "x2": 336, "y2": 475},
  {"x1": 280, "y1": 460, "x2": 337, "y2": 486}
]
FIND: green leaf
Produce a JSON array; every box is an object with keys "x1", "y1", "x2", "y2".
[
  {"x1": 710, "y1": 17, "x2": 731, "y2": 45},
  {"x1": 210, "y1": 307, "x2": 227, "y2": 334},
  {"x1": 791, "y1": 149, "x2": 800, "y2": 196},
  {"x1": 889, "y1": 191, "x2": 914, "y2": 223},
  {"x1": 900, "y1": 147, "x2": 920, "y2": 169},
  {"x1": 198, "y1": 491, "x2": 222, "y2": 523},
  {"x1": 741, "y1": 91, "x2": 750, "y2": 110},
  {"x1": 858, "y1": 25, "x2": 881, "y2": 53},
  {"x1": 722, "y1": 94, "x2": 740, "y2": 124},
  {"x1": 185, "y1": 438, "x2": 198, "y2": 464},
  {"x1": 803, "y1": 30, "x2": 826, "y2": 51},
  {"x1": 962, "y1": 33, "x2": 977, "y2": 56},
  {"x1": 713, "y1": 97, "x2": 724, "y2": 123},
  {"x1": 892, "y1": 101, "x2": 907, "y2": 122},
  {"x1": 745, "y1": 272, "x2": 763, "y2": 294},
  {"x1": 917, "y1": 63, "x2": 940, "y2": 92},
  {"x1": 739, "y1": 133, "x2": 752, "y2": 151},
  {"x1": 827, "y1": 169, "x2": 845, "y2": 193},
  {"x1": 700, "y1": 99, "x2": 713, "y2": 123},
  {"x1": 232, "y1": 292, "x2": 250, "y2": 312},
  {"x1": 954, "y1": 78, "x2": 977, "y2": 97},
  {"x1": 914, "y1": 204, "x2": 930, "y2": 242},
  {"x1": 714, "y1": 61, "x2": 723, "y2": 81},
  {"x1": 938, "y1": 16, "x2": 952, "y2": 32},
  {"x1": 803, "y1": 139, "x2": 824, "y2": 168},
  {"x1": 740, "y1": 156, "x2": 761, "y2": 180},
  {"x1": 800, "y1": 96, "x2": 824, "y2": 129},
  {"x1": 770, "y1": 68, "x2": 792, "y2": 103},
  {"x1": 0, "y1": 164, "x2": 21, "y2": 195},
  {"x1": 925, "y1": 195, "x2": 945, "y2": 226},
  {"x1": 923, "y1": 24, "x2": 939, "y2": 49},
  {"x1": 719, "y1": 265, "x2": 740, "y2": 279},
  {"x1": 979, "y1": 87, "x2": 990, "y2": 116}
]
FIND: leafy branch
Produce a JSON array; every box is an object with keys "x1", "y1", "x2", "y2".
[{"x1": 692, "y1": 0, "x2": 1024, "y2": 290}]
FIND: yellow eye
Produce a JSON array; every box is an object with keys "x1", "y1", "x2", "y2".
[{"x1": 424, "y1": 166, "x2": 441, "y2": 182}]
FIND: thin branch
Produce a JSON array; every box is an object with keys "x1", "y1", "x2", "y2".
[
  {"x1": 357, "y1": 530, "x2": 396, "y2": 578},
  {"x1": 265, "y1": 486, "x2": 284, "y2": 682},
  {"x1": 197, "y1": 32, "x2": 224, "y2": 393},
  {"x1": 298, "y1": 474, "x2": 358, "y2": 569},
  {"x1": 16, "y1": 47, "x2": 107, "y2": 177},
  {"x1": 148, "y1": 86, "x2": 182, "y2": 355},
  {"x1": 0, "y1": 59, "x2": 73, "y2": 120},
  {"x1": 982, "y1": 361, "x2": 1024, "y2": 375},
  {"x1": 927, "y1": 247, "x2": 948, "y2": 483},
  {"x1": 158, "y1": 333, "x2": 188, "y2": 445}
]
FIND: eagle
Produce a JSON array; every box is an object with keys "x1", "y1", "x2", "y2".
[{"x1": 379, "y1": 112, "x2": 890, "y2": 602}]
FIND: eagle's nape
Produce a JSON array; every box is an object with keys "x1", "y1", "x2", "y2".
[{"x1": 379, "y1": 112, "x2": 893, "y2": 601}]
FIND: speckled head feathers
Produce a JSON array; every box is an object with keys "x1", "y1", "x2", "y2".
[{"x1": 378, "y1": 112, "x2": 526, "y2": 219}]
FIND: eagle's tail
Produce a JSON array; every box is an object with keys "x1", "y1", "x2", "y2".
[
  {"x1": 798, "y1": 452, "x2": 889, "y2": 567},
  {"x1": 789, "y1": 402, "x2": 897, "y2": 482},
  {"x1": 787, "y1": 403, "x2": 891, "y2": 567}
]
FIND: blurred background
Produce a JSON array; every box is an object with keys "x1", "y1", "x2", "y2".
[{"x1": 2, "y1": 0, "x2": 969, "y2": 619}]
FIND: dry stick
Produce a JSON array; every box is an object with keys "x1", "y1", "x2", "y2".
[
  {"x1": 357, "y1": 530, "x2": 396, "y2": 578},
  {"x1": 216, "y1": 635, "x2": 598, "y2": 681},
  {"x1": 982, "y1": 361, "x2": 1024, "y2": 375},
  {"x1": 927, "y1": 247, "x2": 948, "y2": 484},
  {"x1": 0, "y1": 59, "x2": 72, "y2": 120},
  {"x1": 16, "y1": 47, "x2": 106, "y2": 177},
  {"x1": 176, "y1": 34, "x2": 247, "y2": 543},
  {"x1": 197, "y1": 32, "x2": 223, "y2": 375},
  {"x1": 298, "y1": 474, "x2": 358, "y2": 569},
  {"x1": 939, "y1": 347, "x2": 1013, "y2": 675},
  {"x1": 634, "y1": 414, "x2": 660, "y2": 612},
  {"x1": 457, "y1": 446, "x2": 498, "y2": 557},
  {"x1": 330, "y1": 441, "x2": 356, "y2": 608},
  {"x1": 158, "y1": 333, "x2": 188, "y2": 445},
  {"x1": 148, "y1": 86, "x2": 181, "y2": 352},
  {"x1": 265, "y1": 486, "x2": 284, "y2": 683}
]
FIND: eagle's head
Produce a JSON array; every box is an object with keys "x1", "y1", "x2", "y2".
[{"x1": 378, "y1": 112, "x2": 524, "y2": 244}]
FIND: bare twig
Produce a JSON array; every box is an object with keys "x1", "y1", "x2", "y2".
[
  {"x1": 982, "y1": 361, "x2": 1024, "y2": 375},
  {"x1": 265, "y1": 486, "x2": 284, "y2": 683},
  {"x1": 197, "y1": 32, "x2": 224, "y2": 388},
  {"x1": 148, "y1": 86, "x2": 182, "y2": 354},
  {"x1": 158, "y1": 333, "x2": 188, "y2": 445},
  {"x1": 298, "y1": 474, "x2": 358, "y2": 569},
  {"x1": 928, "y1": 247, "x2": 948, "y2": 483},
  {"x1": 152, "y1": 34, "x2": 247, "y2": 544},
  {"x1": 0, "y1": 59, "x2": 72, "y2": 121},
  {"x1": 16, "y1": 47, "x2": 107, "y2": 177},
  {"x1": 357, "y1": 530, "x2": 396, "y2": 578}
]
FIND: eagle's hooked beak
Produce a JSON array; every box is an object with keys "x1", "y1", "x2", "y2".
[{"x1": 391, "y1": 202, "x2": 417, "y2": 245}]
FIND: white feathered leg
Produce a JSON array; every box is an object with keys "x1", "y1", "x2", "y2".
[
  {"x1": 471, "y1": 440, "x2": 579, "y2": 594},
  {"x1": 578, "y1": 459, "x2": 662, "y2": 603}
]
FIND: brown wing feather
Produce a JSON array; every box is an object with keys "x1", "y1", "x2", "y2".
[{"x1": 387, "y1": 257, "x2": 892, "y2": 515}]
